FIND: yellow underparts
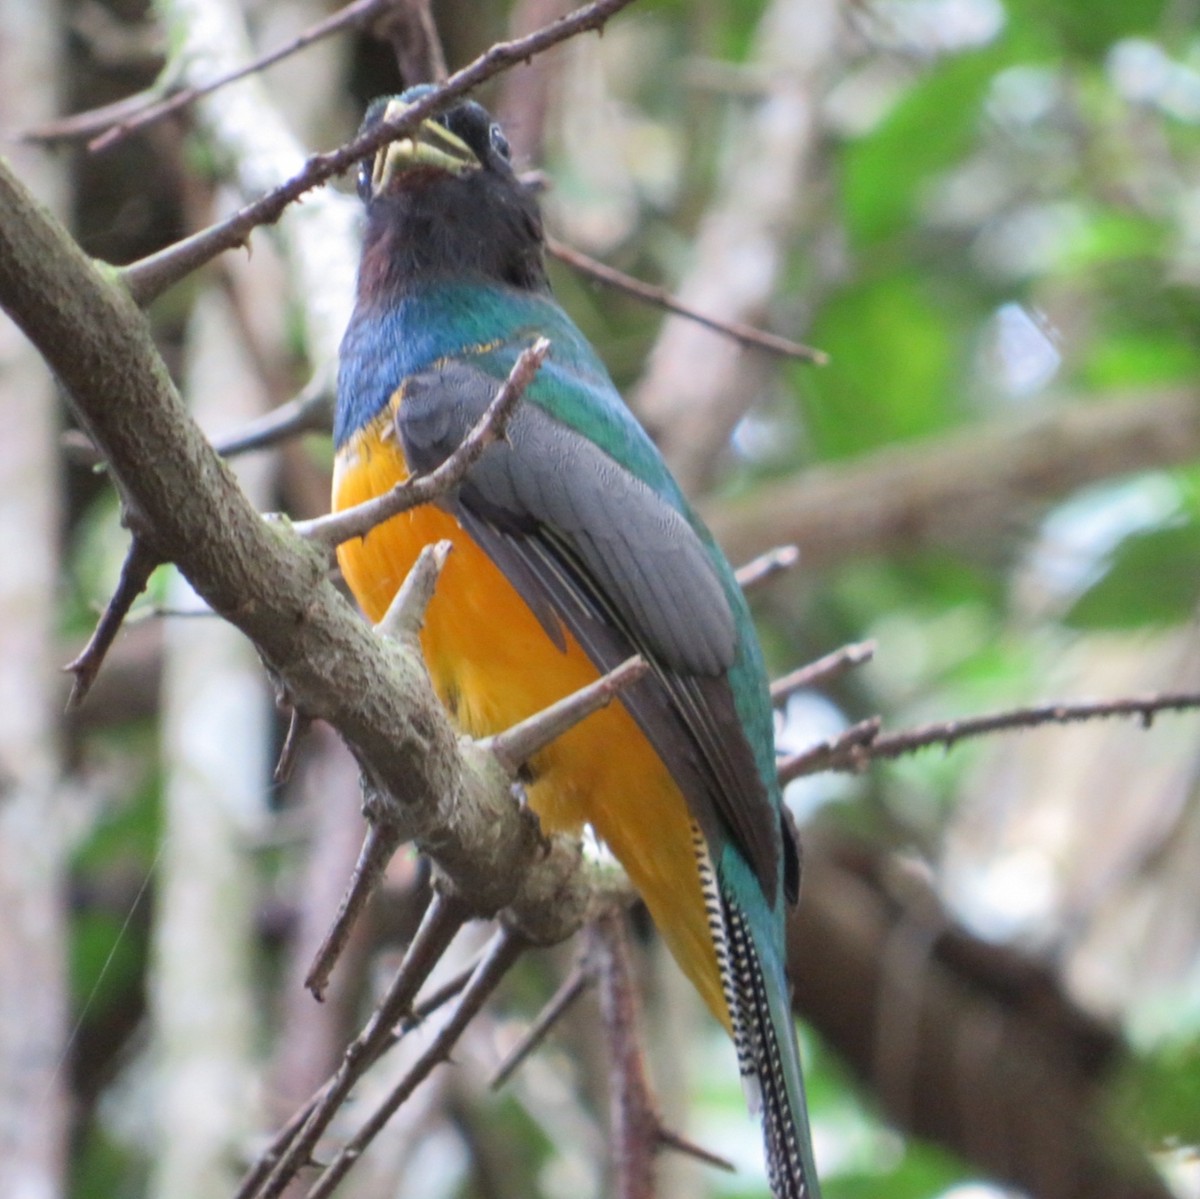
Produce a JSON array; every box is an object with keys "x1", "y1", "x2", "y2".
[{"x1": 333, "y1": 407, "x2": 730, "y2": 1030}]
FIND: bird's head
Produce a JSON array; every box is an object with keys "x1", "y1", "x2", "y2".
[{"x1": 355, "y1": 88, "x2": 547, "y2": 296}]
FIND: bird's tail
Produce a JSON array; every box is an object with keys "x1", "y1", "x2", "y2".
[{"x1": 719, "y1": 886, "x2": 821, "y2": 1199}]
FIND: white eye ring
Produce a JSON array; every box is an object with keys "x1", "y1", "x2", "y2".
[{"x1": 490, "y1": 123, "x2": 511, "y2": 160}]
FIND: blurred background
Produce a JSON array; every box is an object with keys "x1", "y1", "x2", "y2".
[{"x1": 2, "y1": 0, "x2": 1200, "y2": 1196}]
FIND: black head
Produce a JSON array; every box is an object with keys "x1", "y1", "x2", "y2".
[{"x1": 355, "y1": 89, "x2": 547, "y2": 297}]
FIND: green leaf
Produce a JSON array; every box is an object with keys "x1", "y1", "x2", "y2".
[
  {"x1": 1084, "y1": 331, "x2": 1200, "y2": 389},
  {"x1": 1065, "y1": 521, "x2": 1200, "y2": 628},
  {"x1": 797, "y1": 274, "x2": 961, "y2": 460},
  {"x1": 1006, "y1": 0, "x2": 1170, "y2": 59},
  {"x1": 1118, "y1": 1034, "x2": 1200, "y2": 1145},
  {"x1": 843, "y1": 48, "x2": 1006, "y2": 247}
]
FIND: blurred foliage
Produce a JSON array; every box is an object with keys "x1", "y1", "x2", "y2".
[{"x1": 51, "y1": 0, "x2": 1200, "y2": 1195}]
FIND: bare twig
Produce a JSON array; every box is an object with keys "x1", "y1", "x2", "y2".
[
  {"x1": 864, "y1": 691, "x2": 1200, "y2": 765},
  {"x1": 778, "y1": 716, "x2": 882, "y2": 784},
  {"x1": 591, "y1": 910, "x2": 658, "y2": 1199},
  {"x1": 274, "y1": 707, "x2": 312, "y2": 784},
  {"x1": 83, "y1": 0, "x2": 400, "y2": 154},
  {"x1": 402, "y1": 953, "x2": 484, "y2": 1031},
  {"x1": 376, "y1": 541, "x2": 453, "y2": 641},
  {"x1": 63, "y1": 535, "x2": 162, "y2": 708},
  {"x1": 487, "y1": 656, "x2": 648, "y2": 776},
  {"x1": 656, "y1": 1127, "x2": 735, "y2": 1174},
  {"x1": 304, "y1": 822, "x2": 398, "y2": 1001},
  {"x1": 490, "y1": 958, "x2": 592, "y2": 1089},
  {"x1": 63, "y1": 376, "x2": 332, "y2": 465},
  {"x1": 734, "y1": 543, "x2": 800, "y2": 591},
  {"x1": 213, "y1": 377, "x2": 333, "y2": 458},
  {"x1": 240, "y1": 892, "x2": 470, "y2": 1199},
  {"x1": 22, "y1": 85, "x2": 165, "y2": 144},
  {"x1": 781, "y1": 689, "x2": 1200, "y2": 782},
  {"x1": 294, "y1": 339, "x2": 550, "y2": 551},
  {"x1": 771, "y1": 640, "x2": 876, "y2": 702},
  {"x1": 119, "y1": 0, "x2": 641, "y2": 305},
  {"x1": 305, "y1": 927, "x2": 527, "y2": 1199},
  {"x1": 549, "y1": 238, "x2": 828, "y2": 364}
]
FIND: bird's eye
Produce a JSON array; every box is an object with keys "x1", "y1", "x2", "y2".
[
  {"x1": 357, "y1": 159, "x2": 373, "y2": 201},
  {"x1": 489, "y1": 123, "x2": 511, "y2": 161}
]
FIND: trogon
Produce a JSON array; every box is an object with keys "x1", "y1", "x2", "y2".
[{"x1": 333, "y1": 86, "x2": 821, "y2": 1199}]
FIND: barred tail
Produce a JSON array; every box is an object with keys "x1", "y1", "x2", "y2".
[{"x1": 721, "y1": 891, "x2": 821, "y2": 1199}]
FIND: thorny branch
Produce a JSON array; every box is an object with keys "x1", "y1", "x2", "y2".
[
  {"x1": 782, "y1": 689, "x2": 1200, "y2": 781},
  {"x1": 4, "y1": 5, "x2": 1192, "y2": 1192},
  {"x1": 590, "y1": 910, "x2": 734, "y2": 1197},
  {"x1": 304, "y1": 928, "x2": 526, "y2": 1199},
  {"x1": 238, "y1": 893, "x2": 470, "y2": 1199},
  {"x1": 63, "y1": 535, "x2": 161, "y2": 708},
  {"x1": 118, "y1": 0, "x2": 641, "y2": 305},
  {"x1": 0, "y1": 133, "x2": 603, "y2": 1199}
]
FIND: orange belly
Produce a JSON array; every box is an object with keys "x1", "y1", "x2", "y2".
[{"x1": 333, "y1": 410, "x2": 728, "y2": 1028}]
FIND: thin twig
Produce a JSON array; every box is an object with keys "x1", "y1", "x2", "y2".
[
  {"x1": 770, "y1": 640, "x2": 876, "y2": 702},
  {"x1": 119, "y1": 0, "x2": 641, "y2": 305},
  {"x1": 590, "y1": 910, "x2": 658, "y2": 1199},
  {"x1": 85, "y1": 0, "x2": 400, "y2": 154},
  {"x1": 64, "y1": 535, "x2": 162, "y2": 708},
  {"x1": 234, "y1": 1096, "x2": 321, "y2": 1199},
  {"x1": 213, "y1": 377, "x2": 333, "y2": 458},
  {"x1": 865, "y1": 691, "x2": 1200, "y2": 764},
  {"x1": 486, "y1": 656, "x2": 647, "y2": 776},
  {"x1": 21, "y1": 85, "x2": 168, "y2": 144},
  {"x1": 781, "y1": 688, "x2": 1200, "y2": 781},
  {"x1": 778, "y1": 716, "x2": 882, "y2": 784},
  {"x1": 656, "y1": 1126, "x2": 735, "y2": 1173},
  {"x1": 64, "y1": 376, "x2": 332, "y2": 466},
  {"x1": 294, "y1": 339, "x2": 549, "y2": 550},
  {"x1": 305, "y1": 821, "x2": 398, "y2": 1001},
  {"x1": 490, "y1": 958, "x2": 593, "y2": 1090},
  {"x1": 402, "y1": 953, "x2": 485, "y2": 1031},
  {"x1": 549, "y1": 237, "x2": 828, "y2": 364},
  {"x1": 239, "y1": 892, "x2": 469, "y2": 1199},
  {"x1": 305, "y1": 927, "x2": 527, "y2": 1199},
  {"x1": 274, "y1": 708, "x2": 312, "y2": 783},
  {"x1": 735, "y1": 543, "x2": 799, "y2": 591}
]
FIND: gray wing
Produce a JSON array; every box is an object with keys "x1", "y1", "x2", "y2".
[{"x1": 398, "y1": 359, "x2": 780, "y2": 897}]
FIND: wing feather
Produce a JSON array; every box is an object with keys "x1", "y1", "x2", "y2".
[{"x1": 399, "y1": 356, "x2": 780, "y2": 895}]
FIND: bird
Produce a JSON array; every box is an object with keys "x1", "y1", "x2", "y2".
[{"x1": 333, "y1": 85, "x2": 820, "y2": 1199}]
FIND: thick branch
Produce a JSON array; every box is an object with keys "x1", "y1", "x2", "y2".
[
  {"x1": 707, "y1": 387, "x2": 1200, "y2": 574},
  {"x1": 788, "y1": 840, "x2": 1172, "y2": 1199},
  {"x1": 0, "y1": 151, "x2": 591, "y2": 992}
]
